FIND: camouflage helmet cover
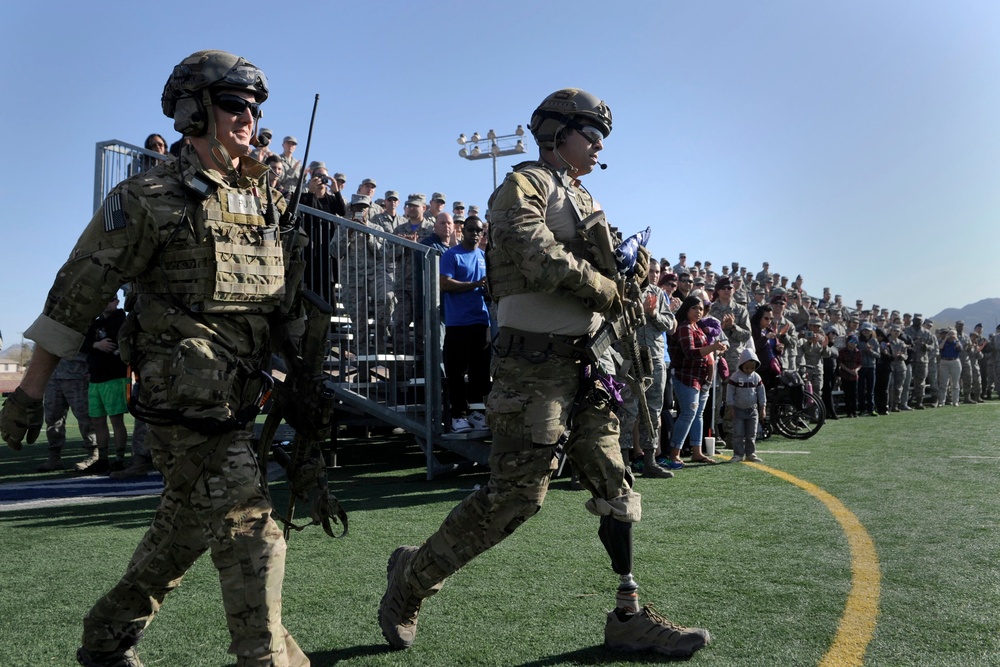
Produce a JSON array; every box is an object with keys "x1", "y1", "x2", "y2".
[
  {"x1": 162, "y1": 50, "x2": 269, "y2": 136},
  {"x1": 529, "y1": 88, "x2": 612, "y2": 149}
]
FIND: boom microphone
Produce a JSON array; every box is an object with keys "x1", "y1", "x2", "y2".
[{"x1": 599, "y1": 162, "x2": 608, "y2": 170}]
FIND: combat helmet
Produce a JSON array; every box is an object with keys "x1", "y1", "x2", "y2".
[
  {"x1": 162, "y1": 50, "x2": 269, "y2": 136},
  {"x1": 529, "y1": 88, "x2": 612, "y2": 149}
]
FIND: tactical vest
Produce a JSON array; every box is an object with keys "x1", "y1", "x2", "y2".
[
  {"x1": 134, "y1": 169, "x2": 285, "y2": 314},
  {"x1": 487, "y1": 162, "x2": 594, "y2": 300}
]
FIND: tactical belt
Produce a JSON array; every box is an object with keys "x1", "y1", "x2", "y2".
[{"x1": 493, "y1": 327, "x2": 589, "y2": 361}]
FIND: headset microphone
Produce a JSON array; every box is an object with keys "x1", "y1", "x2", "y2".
[{"x1": 599, "y1": 162, "x2": 608, "y2": 170}]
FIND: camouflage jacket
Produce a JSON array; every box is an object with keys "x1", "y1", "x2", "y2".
[
  {"x1": 486, "y1": 160, "x2": 608, "y2": 336},
  {"x1": 25, "y1": 146, "x2": 304, "y2": 375}
]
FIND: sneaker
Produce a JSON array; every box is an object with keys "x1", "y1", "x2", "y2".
[
  {"x1": 642, "y1": 462, "x2": 675, "y2": 479},
  {"x1": 899, "y1": 405, "x2": 912, "y2": 411},
  {"x1": 655, "y1": 457, "x2": 671, "y2": 468},
  {"x1": 665, "y1": 460, "x2": 685, "y2": 470},
  {"x1": 77, "y1": 645, "x2": 144, "y2": 667},
  {"x1": 450, "y1": 417, "x2": 472, "y2": 433},
  {"x1": 714, "y1": 438, "x2": 727, "y2": 449},
  {"x1": 110, "y1": 459, "x2": 150, "y2": 480},
  {"x1": 467, "y1": 411, "x2": 488, "y2": 431},
  {"x1": 747, "y1": 454, "x2": 764, "y2": 463},
  {"x1": 728, "y1": 455, "x2": 744, "y2": 463},
  {"x1": 604, "y1": 605, "x2": 710, "y2": 657},
  {"x1": 379, "y1": 546, "x2": 424, "y2": 649},
  {"x1": 630, "y1": 459, "x2": 645, "y2": 474}
]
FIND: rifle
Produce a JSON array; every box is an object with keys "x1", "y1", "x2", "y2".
[
  {"x1": 257, "y1": 93, "x2": 348, "y2": 539},
  {"x1": 578, "y1": 212, "x2": 656, "y2": 442},
  {"x1": 257, "y1": 289, "x2": 347, "y2": 539}
]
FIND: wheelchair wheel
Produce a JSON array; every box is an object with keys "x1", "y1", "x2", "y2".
[{"x1": 772, "y1": 389, "x2": 825, "y2": 440}]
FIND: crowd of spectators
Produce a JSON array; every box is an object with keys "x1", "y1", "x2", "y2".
[{"x1": 643, "y1": 253, "x2": 1000, "y2": 470}]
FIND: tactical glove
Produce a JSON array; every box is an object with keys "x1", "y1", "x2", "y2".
[
  {"x1": 634, "y1": 245, "x2": 651, "y2": 286},
  {"x1": 1, "y1": 387, "x2": 44, "y2": 451},
  {"x1": 583, "y1": 274, "x2": 624, "y2": 319}
]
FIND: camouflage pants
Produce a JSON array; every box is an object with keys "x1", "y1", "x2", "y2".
[
  {"x1": 43, "y1": 376, "x2": 96, "y2": 453},
  {"x1": 888, "y1": 360, "x2": 907, "y2": 410},
  {"x1": 341, "y1": 262, "x2": 393, "y2": 355},
  {"x1": 968, "y1": 360, "x2": 982, "y2": 400},
  {"x1": 910, "y1": 361, "x2": 928, "y2": 407},
  {"x1": 81, "y1": 425, "x2": 308, "y2": 666},
  {"x1": 960, "y1": 360, "x2": 974, "y2": 401},
  {"x1": 619, "y1": 362, "x2": 665, "y2": 454},
  {"x1": 406, "y1": 351, "x2": 641, "y2": 597}
]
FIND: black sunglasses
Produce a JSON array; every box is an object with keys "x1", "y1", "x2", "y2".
[{"x1": 213, "y1": 94, "x2": 262, "y2": 119}]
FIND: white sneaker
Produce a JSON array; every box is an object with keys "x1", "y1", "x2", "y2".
[
  {"x1": 728, "y1": 455, "x2": 744, "y2": 464},
  {"x1": 467, "y1": 411, "x2": 488, "y2": 431},
  {"x1": 451, "y1": 417, "x2": 472, "y2": 433},
  {"x1": 747, "y1": 454, "x2": 763, "y2": 463}
]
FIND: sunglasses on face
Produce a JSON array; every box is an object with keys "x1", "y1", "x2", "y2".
[
  {"x1": 575, "y1": 125, "x2": 604, "y2": 145},
  {"x1": 213, "y1": 94, "x2": 262, "y2": 118}
]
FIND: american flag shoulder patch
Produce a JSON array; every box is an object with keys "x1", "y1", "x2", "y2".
[{"x1": 103, "y1": 193, "x2": 127, "y2": 232}]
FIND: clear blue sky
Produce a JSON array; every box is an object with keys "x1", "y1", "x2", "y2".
[{"x1": 2, "y1": 0, "x2": 1000, "y2": 346}]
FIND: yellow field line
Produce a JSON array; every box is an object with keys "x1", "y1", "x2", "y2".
[{"x1": 747, "y1": 462, "x2": 880, "y2": 667}]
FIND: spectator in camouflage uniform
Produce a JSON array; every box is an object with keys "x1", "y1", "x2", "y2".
[
  {"x1": 886, "y1": 324, "x2": 910, "y2": 411},
  {"x1": 377, "y1": 88, "x2": 711, "y2": 659},
  {"x1": 335, "y1": 194, "x2": 393, "y2": 354},
  {"x1": 905, "y1": 314, "x2": 934, "y2": 409},
  {"x1": 955, "y1": 320, "x2": 975, "y2": 403},
  {"x1": 618, "y1": 259, "x2": 676, "y2": 478},
  {"x1": 1, "y1": 50, "x2": 312, "y2": 667},
  {"x1": 37, "y1": 353, "x2": 97, "y2": 472}
]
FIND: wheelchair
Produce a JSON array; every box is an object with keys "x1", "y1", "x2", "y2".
[{"x1": 762, "y1": 370, "x2": 825, "y2": 440}]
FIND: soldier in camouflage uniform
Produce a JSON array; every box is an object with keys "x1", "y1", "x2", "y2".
[
  {"x1": 335, "y1": 194, "x2": 393, "y2": 354},
  {"x1": 905, "y1": 314, "x2": 934, "y2": 409},
  {"x1": 1, "y1": 51, "x2": 312, "y2": 667},
  {"x1": 886, "y1": 324, "x2": 910, "y2": 411},
  {"x1": 955, "y1": 320, "x2": 975, "y2": 403},
  {"x1": 377, "y1": 89, "x2": 710, "y2": 659},
  {"x1": 37, "y1": 353, "x2": 97, "y2": 471}
]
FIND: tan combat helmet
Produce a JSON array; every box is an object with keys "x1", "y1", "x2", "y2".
[{"x1": 528, "y1": 88, "x2": 612, "y2": 149}]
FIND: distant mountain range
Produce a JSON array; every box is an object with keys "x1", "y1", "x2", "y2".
[{"x1": 931, "y1": 298, "x2": 1000, "y2": 331}]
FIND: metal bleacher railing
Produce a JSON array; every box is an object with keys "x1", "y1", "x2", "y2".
[{"x1": 95, "y1": 140, "x2": 489, "y2": 479}]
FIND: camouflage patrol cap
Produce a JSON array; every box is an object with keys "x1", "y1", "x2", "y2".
[
  {"x1": 350, "y1": 194, "x2": 371, "y2": 208},
  {"x1": 530, "y1": 88, "x2": 612, "y2": 149},
  {"x1": 162, "y1": 50, "x2": 268, "y2": 136}
]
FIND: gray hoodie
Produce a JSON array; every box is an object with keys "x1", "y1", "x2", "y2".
[{"x1": 726, "y1": 347, "x2": 767, "y2": 410}]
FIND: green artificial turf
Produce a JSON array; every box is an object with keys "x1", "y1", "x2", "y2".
[{"x1": 1, "y1": 404, "x2": 999, "y2": 666}]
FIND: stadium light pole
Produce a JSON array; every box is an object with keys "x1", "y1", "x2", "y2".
[{"x1": 457, "y1": 126, "x2": 528, "y2": 191}]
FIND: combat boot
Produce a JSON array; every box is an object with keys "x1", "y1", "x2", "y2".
[
  {"x1": 110, "y1": 456, "x2": 151, "y2": 480},
  {"x1": 379, "y1": 546, "x2": 425, "y2": 649},
  {"x1": 36, "y1": 451, "x2": 65, "y2": 472},
  {"x1": 605, "y1": 604, "x2": 710, "y2": 658},
  {"x1": 642, "y1": 462, "x2": 675, "y2": 479},
  {"x1": 74, "y1": 449, "x2": 110, "y2": 475},
  {"x1": 76, "y1": 645, "x2": 143, "y2": 667}
]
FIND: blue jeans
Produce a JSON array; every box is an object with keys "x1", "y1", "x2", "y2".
[{"x1": 670, "y1": 376, "x2": 710, "y2": 450}]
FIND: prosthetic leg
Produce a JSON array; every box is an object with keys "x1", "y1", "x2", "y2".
[{"x1": 599, "y1": 515, "x2": 638, "y2": 613}]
